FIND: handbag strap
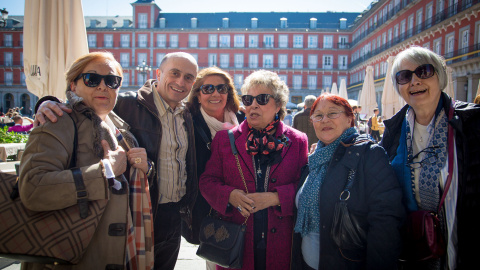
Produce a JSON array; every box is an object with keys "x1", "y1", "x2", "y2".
[
  {"x1": 228, "y1": 130, "x2": 249, "y2": 224},
  {"x1": 194, "y1": 120, "x2": 212, "y2": 150},
  {"x1": 437, "y1": 100, "x2": 455, "y2": 213}
]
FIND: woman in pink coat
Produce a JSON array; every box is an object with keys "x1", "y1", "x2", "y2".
[{"x1": 199, "y1": 70, "x2": 309, "y2": 270}]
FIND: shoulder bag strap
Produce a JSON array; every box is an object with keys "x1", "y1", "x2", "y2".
[
  {"x1": 339, "y1": 141, "x2": 372, "y2": 201},
  {"x1": 437, "y1": 100, "x2": 455, "y2": 213},
  {"x1": 228, "y1": 130, "x2": 249, "y2": 224},
  {"x1": 194, "y1": 120, "x2": 212, "y2": 150}
]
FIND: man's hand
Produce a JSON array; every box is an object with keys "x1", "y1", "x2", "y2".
[
  {"x1": 127, "y1": 147, "x2": 148, "y2": 174},
  {"x1": 101, "y1": 140, "x2": 127, "y2": 176},
  {"x1": 34, "y1": 101, "x2": 72, "y2": 127}
]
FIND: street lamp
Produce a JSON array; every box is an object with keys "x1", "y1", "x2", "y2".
[
  {"x1": 136, "y1": 60, "x2": 152, "y2": 86},
  {"x1": 0, "y1": 8, "x2": 8, "y2": 28}
]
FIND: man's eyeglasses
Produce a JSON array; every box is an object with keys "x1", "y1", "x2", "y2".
[
  {"x1": 310, "y1": 111, "x2": 345, "y2": 122},
  {"x1": 75, "y1": 73, "x2": 122, "y2": 89},
  {"x1": 395, "y1": 64, "x2": 436, "y2": 85},
  {"x1": 406, "y1": 145, "x2": 440, "y2": 169},
  {"x1": 199, "y1": 84, "x2": 230, "y2": 94},
  {"x1": 241, "y1": 94, "x2": 274, "y2": 106}
]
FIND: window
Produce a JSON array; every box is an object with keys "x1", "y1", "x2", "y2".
[
  {"x1": 88, "y1": 34, "x2": 97, "y2": 48},
  {"x1": 189, "y1": 34, "x2": 198, "y2": 48},
  {"x1": 280, "y1": 18, "x2": 288, "y2": 28},
  {"x1": 21, "y1": 73, "x2": 26, "y2": 86},
  {"x1": 408, "y1": 15, "x2": 414, "y2": 36},
  {"x1": 156, "y1": 53, "x2": 166, "y2": 67},
  {"x1": 234, "y1": 74, "x2": 244, "y2": 90},
  {"x1": 138, "y1": 73, "x2": 147, "y2": 86},
  {"x1": 170, "y1": 34, "x2": 178, "y2": 48},
  {"x1": 234, "y1": 54, "x2": 244, "y2": 68},
  {"x1": 293, "y1": 75, "x2": 302, "y2": 89},
  {"x1": 433, "y1": 38, "x2": 442, "y2": 55},
  {"x1": 20, "y1": 52, "x2": 23, "y2": 66},
  {"x1": 375, "y1": 64, "x2": 379, "y2": 77},
  {"x1": 278, "y1": 54, "x2": 288, "y2": 68},
  {"x1": 249, "y1": 54, "x2": 258, "y2": 68},
  {"x1": 338, "y1": 36, "x2": 348, "y2": 49},
  {"x1": 338, "y1": 55, "x2": 348, "y2": 69},
  {"x1": 104, "y1": 34, "x2": 113, "y2": 47},
  {"x1": 208, "y1": 54, "x2": 217, "y2": 66},
  {"x1": 437, "y1": 0, "x2": 444, "y2": 14},
  {"x1": 263, "y1": 54, "x2": 273, "y2": 68},
  {"x1": 307, "y1": 75, "x2": 317, "y2": 90},
  {"x1": 264, "y1": 35, "x2": 274, "y2": 48},
  {"x1": 220, "y1": 35, "x2": 230, "y2": 48},
  {"x1": 4, "y1": 72, "x2": 13, "y2": 86},
  {"x1": 251, "y1": 18, "x2": 258, "y2": 29},
  {"x1": 222, "y1": 18, "x2": 229, "y2": 28},
  {"x1": 446, "y1": 34, "x2": 455, "y2": 57},
  {"x1": 123, "y1": 73, "x2": 129, "y2": 87},
  {"x1": 293, "y1": 35, "x2": 303, "y2": 48},
  {"x1": 138, "y1": 34, "x2": 148, "y2": 48},
  {"x1": 292, "y1": 55, "x2": 303, "y2": 69},
  {"x1": 323, "y1": 35, "x2": 333, "y2": 48},
  {"x1": 4, "y1": 52, "x2": 13, "y2": 66},
  {"x1": 308, "y1": 55, "x2": 317, "y2": 69},
  {"x1": 138, "y1": 13, "x2": 148, "y2": 29},
  {"x1": 323, "y1": 55, "x2": 333, "y2": 69},
  {"x1": 3, "y1": 34, "x2": 12, "y2": 47},
  {"x1": 249, "y1": 35, "x2": 258, "y2": 48},
  {"x1": 137, "y1": 53, "x2": 147, "y2": 66},
  {"x1": 120, "y1": 53, "x2": 130, "y2": 67},
  {"x1": 209, "y1": 34, "x2": 217, "y2": 48},
  {"x1": 191, "y1": 54, "x2": 198, "y2": 63},
  {"x1": 157, "y1": 34, "x2": 166, "y2": 48},
  {"x1": 308, "y1": 35, "x2": 318, "y2": 48},
  {"x1": 234, "y1": 35, "x2": 245, "y2": 48},
  {"x1": 220, "y1": 54, "x2": 229, "y2": 68},
  {"x1": 460, "y1": 28, "x2": 469, "y2": 54},
  {"x1": 121, "y1": 34, "x2": 130, "y2": 48},
  {"x1": 279, "y1": 75, "x2": 287, "y2": 84},
  {"x1": 416, "y1": 9, "x2": 423, "y2": 33},
  {"x1": 322, "y1": 75, "x2": 332, "y2": 89},
  {"x1": 279, "y1": 35, "x2": 288, "y2": 48}
]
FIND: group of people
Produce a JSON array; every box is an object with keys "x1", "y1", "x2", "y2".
[{"x1": 15, "y1": 45, "x2": 480, "y2": 270}]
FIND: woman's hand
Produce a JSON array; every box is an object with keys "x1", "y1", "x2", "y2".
[
  {"x1": 34, "y1": 100, "x2": 72, "y2": 127},
  {"x1": 246, "y1": 192, "x2": 280, "y2": 213},
  {"x1": 101, "y1": 140, "x2": 127, "y2": 176},
  {"x1": 127, "y1": 147, "x2": 148, "y2": 174},
  {"x1": 229, "y1": 189, "x2": 255, "y2": 218}
]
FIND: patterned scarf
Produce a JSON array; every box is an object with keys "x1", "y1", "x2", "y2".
[
  {"x1": 294, "y1": 127, "x2": 356, "y2": 237},
  {"x1": 245, "y1": 117, "x2": 289, "y2": 165}
]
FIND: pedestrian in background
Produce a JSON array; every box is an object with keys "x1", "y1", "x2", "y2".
[{"x1": 293, "y1": 95, "x2": 318, "y2": 148}]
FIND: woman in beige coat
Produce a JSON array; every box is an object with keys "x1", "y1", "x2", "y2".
[{"x1": 18, "y1": 52, "x2": 153, "y2": 269}]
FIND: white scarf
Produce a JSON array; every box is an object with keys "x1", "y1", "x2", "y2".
[{"x1": 200, "y1": 106, "x2": 239, "y2": 139}]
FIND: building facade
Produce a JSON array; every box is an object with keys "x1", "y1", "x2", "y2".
[{"x1": 1, "y1": 0, "x2": 479, "y2": 115}]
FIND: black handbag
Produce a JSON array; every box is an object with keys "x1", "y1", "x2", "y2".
[
  {"x1": 331, "y1": 169, "x2": 367, "y2": 259},
  {"x1": 196, "y1": 130, "x2": 248, "y2": 269}
]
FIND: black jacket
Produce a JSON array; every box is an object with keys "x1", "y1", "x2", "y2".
[
  {"x1": 380, "y1": 92, "x2": 480, "y2": 269},
  {"x1": 292, "y1": 134, "x2": 405, "y2": 270},
  {"x1": 114, "y1": 79, "x2": 197, "y2": 226}
]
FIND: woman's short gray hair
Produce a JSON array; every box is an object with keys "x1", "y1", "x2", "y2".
[
  {"x1": 241, "y1": 70, "x2": 290, "y2": 120},
  {"x1": 391, "y1": 46, "x2": 447, "y2": 93}
]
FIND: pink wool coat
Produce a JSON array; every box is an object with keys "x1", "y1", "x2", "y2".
[{"x1": 199, "y1": 120, "x2": 308, "y2": 270}]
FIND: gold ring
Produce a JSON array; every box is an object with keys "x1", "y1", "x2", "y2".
[{"x1": 134, "y1": 157, "x2": 141, "y2": 164}]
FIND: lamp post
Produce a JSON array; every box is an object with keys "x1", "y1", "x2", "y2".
[
  {"x1": 0, "y1": 8, "x2": 8, "y2": 28},
  {"x1": 136, "y1": 60, "x2": 152, "y2": 86}
]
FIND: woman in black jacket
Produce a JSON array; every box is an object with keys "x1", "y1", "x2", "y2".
[{"x1": 380, "y1": 46, "x2": 480, "y2": 269}]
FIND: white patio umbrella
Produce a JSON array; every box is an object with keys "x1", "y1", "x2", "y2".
[
  {"x1": 23, "y1": 0, "x2": 89, "y2": 101},
  {"x1": 381, "y1": 56, "x2": 406, "y2": 120},
  {"x1": 338, "y1": 79, "x2": 348, "y2": 100},
  {"x1": 330, "y1": 83, "x2": 338, "y2": 96},
  {"x1": 444, "y1": 67, "x2": 455, "y2": 100},
  {"x1": 359, "y1": 66, "x2": 377, "y2": 119},
  {"x1": 477, "y1": 79, "x2": 480, "y2": 97}
]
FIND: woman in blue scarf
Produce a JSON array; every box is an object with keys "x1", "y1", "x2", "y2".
[{"x1": 292, "y1": 94, "x2": 405, "y2": 270}]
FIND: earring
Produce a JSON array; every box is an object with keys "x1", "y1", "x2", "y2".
[{"x1": 275, "y1": 113, "x2": 279, "y2": 120}]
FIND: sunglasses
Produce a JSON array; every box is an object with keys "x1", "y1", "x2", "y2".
[
  {"x1": 199, "y1": 84, "x2": 230, "y2": 94},
  {"x1": 395, "y1": 64, "x2": 435, "y2": 85},
  {"x1": 241, "y1": 94, "x2": 274, "y2": 106},
  {"x1": 75, "y1": 73, "x2": 122, "y2": 89}
]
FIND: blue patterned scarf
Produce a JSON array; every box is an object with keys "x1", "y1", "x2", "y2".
[{"x1": 295, "y1": 127, "x2": 356, "y2": 237}]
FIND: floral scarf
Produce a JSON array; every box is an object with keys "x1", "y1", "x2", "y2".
[{"x1": 245, "y1": 118, "x2": 289, "y2": 165}]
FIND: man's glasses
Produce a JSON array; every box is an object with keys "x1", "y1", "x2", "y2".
[
  {"x1": 241, "y1": 94, "x2": 274, "y2": 106},
  {"x1": 310, "y1": 111, "x2": 345, "y2": 122},
  {"x1": 406, "y1": 145, "x2": 440, "y2": 169},
  {"x1": 395, "y1": 64, "x2": 436, "y2": 85},
  {"x1": 75, "y1": 73, "x2": 122, "y2": 89},
  {"x1": 199, "y1": 84, "x2": 230, "y2": 94}
]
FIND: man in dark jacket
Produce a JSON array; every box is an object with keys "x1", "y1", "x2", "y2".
[{"x1": 293, "y1": 95, "x2": 318, "y2": 148}]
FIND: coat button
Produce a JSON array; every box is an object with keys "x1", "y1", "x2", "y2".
[
  {"x1": 277, "y1": 216, "x2": 283, "y2": 219},
  {"x1": 270, "y1": 228, "x2": 277, "y2": 233},
  {"x1": 271, "y1": 178, "x2": 277, "y2": 183}
]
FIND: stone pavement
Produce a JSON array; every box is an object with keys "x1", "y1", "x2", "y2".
[{"x1": 0, "y1": 237, "x2": 207, "y2": 270}]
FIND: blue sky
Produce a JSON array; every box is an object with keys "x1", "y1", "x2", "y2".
[{"x1": 3, "y1": 0, "x2": 375, "y2": 16}]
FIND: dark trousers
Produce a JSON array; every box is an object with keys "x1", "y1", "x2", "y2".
[
  {"x1": 371, "y1": 130, "x2": 381, "y2": 142},
  {"x1": 153, "y1": 202, "x2": 182, "y2": 270}
]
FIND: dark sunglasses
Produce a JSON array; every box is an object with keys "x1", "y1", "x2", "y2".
[
  {"x1": 241, "y1": 94, "x2": 274, "y2": 106},
  {"x1": 75, "y1": 73, "x2": 122, "y2": 89},
  {"x1": 199, "y1": 84, "x2": 230, "y2": 94},
  {"x1": 395, "y1": 64, "x2": 435, "y2": 85}
]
